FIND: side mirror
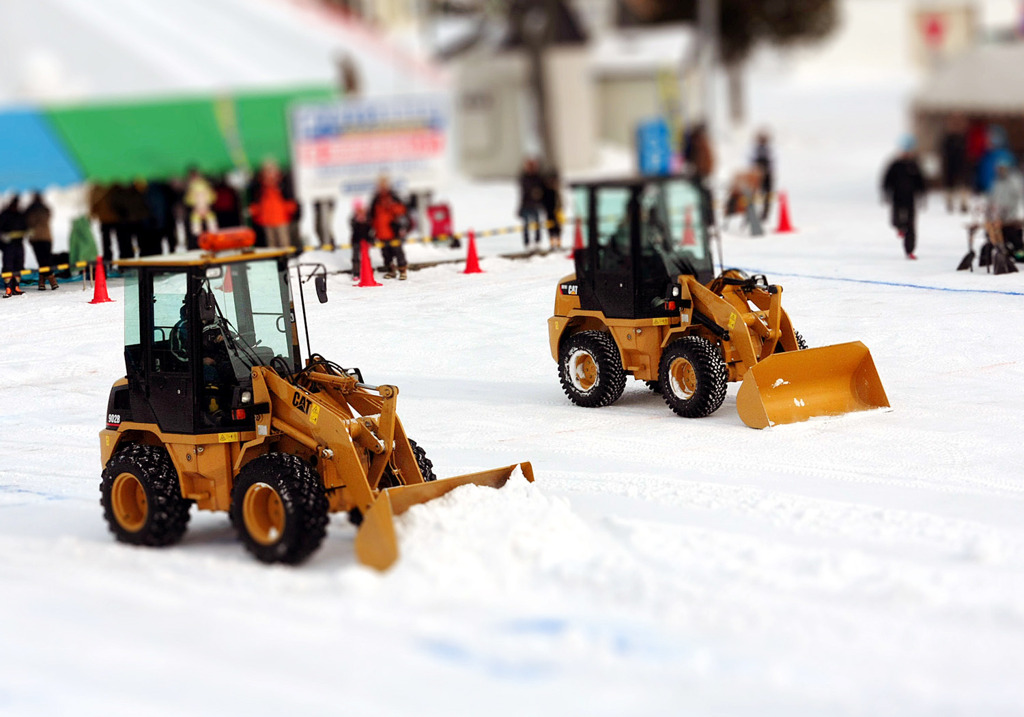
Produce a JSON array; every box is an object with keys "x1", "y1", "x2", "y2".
[{"x1": 315, "y1": 274, "x2": 328, "y2": 304}]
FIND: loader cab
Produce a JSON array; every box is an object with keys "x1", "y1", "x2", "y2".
[
  {"x1": 570, "y1": 175, "x2": 713, "y2": 319},
  {"x1": 115, "y1": 248, "x2": 299, "y2": 435}
]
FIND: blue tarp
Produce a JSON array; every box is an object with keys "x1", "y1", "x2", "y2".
[{"x1": 0, "y1": 109, "x2": 82, "y2": 192}]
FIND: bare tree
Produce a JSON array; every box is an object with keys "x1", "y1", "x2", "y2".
[{"x1": 621, "y1": 0, "x2": 837, "y2": 124}]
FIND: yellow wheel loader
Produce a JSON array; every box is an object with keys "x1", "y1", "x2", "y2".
[
  {"x1": 548, "y1": 176, "x2": 888, "y2": 428},
  {"x1": 100, "y1": 232, "x2": 533, "y2": 568}
]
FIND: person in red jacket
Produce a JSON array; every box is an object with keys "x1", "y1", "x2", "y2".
[
  {"x1": 368, "y1": 175, "x2": 409, "y2": 279},
  {"x1": 248, "y1": 159, "x2": 298, "y2": 249}
]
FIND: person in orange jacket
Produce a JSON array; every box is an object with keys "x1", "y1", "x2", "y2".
[
  {"x1": 248, "y1": 159, "x2": 298, "y2": 249},
  {"x1": 368, "y1": 175, "x2": 409, "y2": 279}
]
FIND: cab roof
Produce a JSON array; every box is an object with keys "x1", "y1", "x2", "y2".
[
  {"x1": 568, "y1": 174, "x2": 693, "y2": 190},
  {"x1": 114, "y1": 247, "x2": 295, "y2": 269}
]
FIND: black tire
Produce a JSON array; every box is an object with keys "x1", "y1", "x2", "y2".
[
  {"x1": 644, "y1": 380, "x2": 661, "y2": 393},
  {"x1": 408, "y1": 438, "x2": 436, "y2": 482},
  {"x1": 774, "y1": 330, "x2": 809, "y2": 353},
  {"x1": 558, "y1": 331, "x2": 626, "y2": 408},
  {"x1": 100, "y1": 444, "x2": 191, "y2": 547},
  {"x1": 659, "y1": 336, "x2": 728, "y2": 418},
  {"x1": 377, "y1": 438, "x2": 437, "y2": 488},
  {"x1": 350, "y1": 439, "x2": 435, "y2": 525},
  {"x1": 230, "y1": 453, "x2": 329, "y2": 565}
]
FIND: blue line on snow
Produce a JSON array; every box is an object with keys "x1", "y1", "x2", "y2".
[{"x1": 739, "y1": 269, "x2": 1024, "y2": 296}]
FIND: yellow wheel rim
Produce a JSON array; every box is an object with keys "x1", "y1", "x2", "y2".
[
  {"x1": 243, "y1": 482, "x2": 286, "y2": 546},
  {"x1": 668, "y1": 357, "x2": 697, "y2": 400},
  {"x1": 112, "y1": 472, "x2": 148, "y2": 533},
  {"x1": 569, "y1": 350, "x2": 598, "y2": 392}
]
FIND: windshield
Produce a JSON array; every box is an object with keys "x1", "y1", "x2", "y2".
[
  {"x1": 204, "y1": 258, "x2": 298, "y2": 377},
  {"x1": 637, "y1": 179, "x2": 709, "y2": 280}
]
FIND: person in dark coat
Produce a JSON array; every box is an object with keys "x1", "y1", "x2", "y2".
[
  {"x1": 751, "y1": 130, "x2": 774, "y2": 221},
  {"x1": 882, "y1": 137, "x2": 927, "y2": 260},
  {"x1": 107, "y1": 182, "x2": 140, "y2": 260},
  {"x1": 24, "y1": 192, "x2": 59, "y2": 290},
  {"x1": 541, "y1": 168, "x2": 563, "y2": 251},
  {"x1": 88, "y1": 183, "x2": 120, "y2": 262},
  {"x1": 349, "y1": 199, "x2": 371, "y2": 281},
  {"x1": 940, "y1": 115, "x2": 969, "y2": 213},
  {"x1": 0, "y1": 196, "x2": 28, "y2": 297},
  {"x1": 144, "y1": 179, "x2": 178, "y2": 254},
  {"x1": 116, "y1": 179, "x2": 159, "y2": 257},
  {"x1": 212, "y1": 176, "x2": 242, "y2": 230},
  {"x1": 518, "y1": 157, "x2": 545, "y2": 251},
  {"x1": 368, "y1": 176, "x2": 409, "y2": 280}
]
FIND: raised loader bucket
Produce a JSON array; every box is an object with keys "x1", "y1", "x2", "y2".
[
  {"x1": 354, "y1": 462, "x2": 535, "y2": 570},
  {"x1": 735, "y1": 342, "x2": 888, "y2": 429}
]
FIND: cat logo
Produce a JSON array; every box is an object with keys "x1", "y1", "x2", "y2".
[{"x1": 292, "y1": 390, "x2": 312, "y2": 415}]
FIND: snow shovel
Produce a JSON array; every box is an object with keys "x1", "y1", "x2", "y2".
[
  {"x1": 354, "y1": 462, "x2": 535, "y2": 570},
  {"x1": 735, "y1": 341, "x2": 889, "y2": 429}
]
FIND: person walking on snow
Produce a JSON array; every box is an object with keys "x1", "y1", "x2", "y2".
[
  {"x1": 751, "y1": 130, "x2": 774, "y2": 221},
  {"x1": 517, "y1": 158, "x2": 545, "y2": 251},
  {"x1": 882, "y1": 137, "x2": 926, "y2": 260},
  {"x1": 368, "y1": 176, "x2": 409, "y2": 280}
]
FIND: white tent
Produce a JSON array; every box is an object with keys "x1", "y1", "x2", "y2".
[{"x1": 0, "y1": 0, "x2": 444, "y2": 107}]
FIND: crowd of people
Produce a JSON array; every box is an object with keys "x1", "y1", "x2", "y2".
[
  {"x1": 1, "y1": 192, "x2": 58, "y2": 297},
  {"x1": 15, "y1": 115, "x2": 1020, "y2": 300},
  {"x1": 87, "y1": 159, "x2": 303, "y2": 262},
  {"x1": 882, "y1": 117, "x2": 1024, "y2": 265}
]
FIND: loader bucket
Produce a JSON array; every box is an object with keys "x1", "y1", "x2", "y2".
[
  {"x1": 735, "y1": 342, "x2": 888, "y2": 429},
  {"x1": 353, "y1": 462, "x2": 535, "y2": 571}
]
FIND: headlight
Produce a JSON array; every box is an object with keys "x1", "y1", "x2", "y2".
[
  {"x1": 240, "y1": 390, "x2": 252, "y2": 404},
  {"x1": 672, "y1": 285, "x2": 680, "y2": 297}
]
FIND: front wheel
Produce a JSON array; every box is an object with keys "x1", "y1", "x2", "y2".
[
  {"x1": 230, "y1": 453, "x2": 329, "y2": 565},
  {"x1": 100, "y1": 444, "x2": 191, "y2": 547},
  {"x1": 558, "y1": 331, "x2": 626, "y2": 408},
  {"x1": 659, "y1": 337, "x2": 728, "y2": 418}
]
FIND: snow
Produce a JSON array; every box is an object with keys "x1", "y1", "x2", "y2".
[{"x1": 4, "y1": 41, "x2": 1024, "y2": 717}]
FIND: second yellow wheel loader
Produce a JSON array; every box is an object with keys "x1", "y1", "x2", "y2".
[
  {"x1": 548, "y1": 176, "x2": 889, "y2": 428},
  {"x1": 100, "y1": 232, "x2": 533, "y2": 569}
]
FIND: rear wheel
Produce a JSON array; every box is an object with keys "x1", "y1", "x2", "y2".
[
  {"x1": 230, "y1": 453, "x2": 329, "y2": 564},
  {"x1": 100, "y1": 444, "x2": 191, "y2": 547},
  {"x1": 558, "y1": 331, "x2": 626, "y2": 408},
  {"x1": 659, "y1": 337, "x2": 728, "y2": 418}
]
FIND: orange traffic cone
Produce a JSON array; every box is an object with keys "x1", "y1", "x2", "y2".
[
  {"x1": 464, "y1": 229, "x2": 483, "y2": 274},
  {"x1": 775, "y1": 191, "x2": 795, "y2": 233},
  {"x1": 569, "y1": 218, "x2": 584, "y2": 260},
  {"x1": 357, "y1": 240, "x2": 382, "y2": 287},
  {"x1": 89, "y1": 259, "x2": 114, "y2": 304},
  {"x1": 682, "y1": 207, "x2": 696, "y2": 246}
]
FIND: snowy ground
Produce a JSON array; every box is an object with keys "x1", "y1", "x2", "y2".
[{"x1": 4, "y1": 72, "x2": 1024, "y2": 716}]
